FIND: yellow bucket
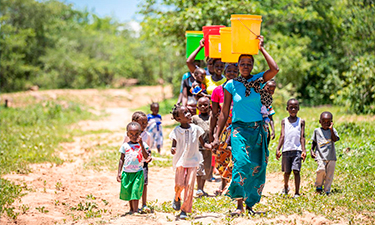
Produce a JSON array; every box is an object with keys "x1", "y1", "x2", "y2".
[
  {"x1": 230, "y1": 15, "x2": 262, "y2": 55},
  {"x1": 209, "y1": 35, "x2": 221, "y2": 58},
  {"x1": 220, "y1": 27, "x2": 241, "y2": 63}
]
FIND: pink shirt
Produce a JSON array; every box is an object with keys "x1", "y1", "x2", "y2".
[{"x1": 211, "y1": 85, "x2": 224, "y2": 104}]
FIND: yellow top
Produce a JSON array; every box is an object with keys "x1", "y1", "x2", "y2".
[{"x1": 204, "y1": 75, "x2": 227, "y2": 95}]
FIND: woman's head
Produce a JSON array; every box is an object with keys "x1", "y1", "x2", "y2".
[
  {"x1": 238, "y1": 54, "x2": 254, "y2": 77},
  {"x1": 206, "y1": 57, "x2": 215, "y2": 74},
  {"x1": 224, "y1": 63, "x2": 239, "y2": 80},
  {"x1": 132, "y1": 111, "x2": 148, "y2": 131},
  {"x1": 193, "y1": 68, "x2": 206, "y2": 83},
  {"x1": 213, "y1": 59, "x2": 224, "y2": 76}
]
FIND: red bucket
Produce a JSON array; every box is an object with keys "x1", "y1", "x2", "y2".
[{"x1": 203, "y1": 25, "x2": 225, "y2": 57}]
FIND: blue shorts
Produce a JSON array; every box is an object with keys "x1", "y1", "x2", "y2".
[{"x1": 282, "y1": 151, "x2": 302, "y2": 173}]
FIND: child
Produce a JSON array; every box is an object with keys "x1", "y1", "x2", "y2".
[
  {"x1": 170, "y1": 105, "x2": 211, "y2": 220},
  {"x1": 117, "y1": 122, "x2": 150, "y2": 214},
  {"x1": 182, "y1": 67, "x2": 207, "y2": 115},
  {"x1": 147, "y1": 102, "x2": 163, "y2": 154},
  {"x1": 192, "y1": 97, "x2": 211, "y2": 197},
  {"x1": 262, "y1": 80, "x2": 277, "y2": 145},
  {"x1": 311, "y1": 111, "x2": 340, "y2": 195},
  {"x1": 276, "y1": 99, "x2": 307, "y2": 198},
  {"x1": 123, "y1": 111, "x2": 152, "y2": 213}
]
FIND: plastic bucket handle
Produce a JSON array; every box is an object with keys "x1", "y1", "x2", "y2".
[{"x1": 237, "y1": 18, "x2": 259, "y2": 36}]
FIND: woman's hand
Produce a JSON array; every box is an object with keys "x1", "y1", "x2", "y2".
[
  {"x1": 257, "y1": 35, "x2": 264, "y2": 49},
  {"x1": 199, "y1": 38, "x2": 205, "y2": 47}
]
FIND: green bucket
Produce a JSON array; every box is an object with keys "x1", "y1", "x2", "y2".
[{"x1": 186, "y1": 31, "x2": 205, "y2": 60}]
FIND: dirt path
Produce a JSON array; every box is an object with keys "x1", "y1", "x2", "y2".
[{"x1": 1, "y1": 86, "x2": 332, "y2": 225}]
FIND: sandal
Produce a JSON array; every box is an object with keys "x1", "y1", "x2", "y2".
[
  {"x1": 230, "y1": 209, "x2": 243, "y2": 217},
  {"x1": 246, "y1": 205, "x2": 266, "y2": 216}
]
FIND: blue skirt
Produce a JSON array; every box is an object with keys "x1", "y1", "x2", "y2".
[{"x1": 226, "y1": 121, "x2": 269, "y2": 207}]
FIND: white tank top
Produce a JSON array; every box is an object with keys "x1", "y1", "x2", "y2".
[{"x1": 282, "y1": 117, "x2": 302, "y2": 152}]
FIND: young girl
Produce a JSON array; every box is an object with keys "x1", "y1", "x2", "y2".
[
  {"x1": 169, "y1": 105, "x2": 211, "y2": 219},
  {"x1": 147, "y1": 102, "x2": 163, "y2": 153},
  {"x1": 117, "y1": 122, "x2": 150, "y2": 214},
  {"x1": 209, "y1": 63, "x2": 239, "y2": 195},
  {"x1": 181, "y1": 67, "x2": 207, "y2": 115},
  {"x1": 123, "y1": 111, "x2": 152, "y2": 213}
]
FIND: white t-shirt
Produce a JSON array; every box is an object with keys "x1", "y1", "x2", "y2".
[
  {"x1": 169, "y1": 124, "x2": 204, "y2": 170},
  {"x1": 119, "y1": 141, "x2": 149, "y2": 173},
  {"x1": 282, "y1": 117, "x2": 302, "y2": 152}
]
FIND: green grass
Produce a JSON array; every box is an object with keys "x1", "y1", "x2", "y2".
[{"x1": 0, "y1": 101, "x2": 94, "y2": 217}]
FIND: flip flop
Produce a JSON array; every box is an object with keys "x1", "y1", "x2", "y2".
[
  {"x1": 229, "y1": 209, "x2": 243, "y2": 217},
  {"x1": 246, "y1": 206, "x2": 266, "y2": 216}
]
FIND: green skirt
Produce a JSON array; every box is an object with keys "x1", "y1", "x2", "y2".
[
  {"x1": 226, "y1": 121, "x2": 269, "y2": 207},
  {"x1": 120, "y1": 170, "x2": 144, "y2": 201}
]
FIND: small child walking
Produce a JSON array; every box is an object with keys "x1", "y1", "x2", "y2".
[
  {"x1": 123, "y1": 111, "x2": 153, "y2": 213},
  {"x1": 117, "y1": 122, "x2": 150, "y2": 214},
  {"x1": 276, "y1": 99, "x2": 307, "y2": 198},
  {"x1": 192, "y1": 97, "x2": 211, "y2": 197},
  {"x1": 147, "y1": 102, "x2": 163, "y2": 153},
  {"x1": 311, "y1": 111, "x2": 340, "y2": 195},
  {"x1": 170, "y1": 105, "x2": 211, "y2": 220}
]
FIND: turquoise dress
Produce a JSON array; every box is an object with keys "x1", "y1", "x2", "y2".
[{"x1": 224, "y1": 72, "x2": 269, "y2": 208}]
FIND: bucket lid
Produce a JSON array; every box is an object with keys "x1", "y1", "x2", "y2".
[
  {"x1": 202, "y1": 25, "x2": 225, "y2": 31},
  {"x1": 185, "y1": 31, "x2": 204, "y2": 37},
  {"x1": 231, "y1": 14, "x2": 262, "y2": 21},
  {"x1": 220, "y1": 27, "x2": 231, "y2": 34},
  {"x1": 185, "y1": 31, "x2": 203, "y2": 34},
  {"x1": 209, "y1": 35, "x2": 220, "y2": 40}
]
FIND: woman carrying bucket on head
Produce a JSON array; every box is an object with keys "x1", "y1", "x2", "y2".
[{"x1": 212, "y1": 34, "x2": 279, "y2": 216}]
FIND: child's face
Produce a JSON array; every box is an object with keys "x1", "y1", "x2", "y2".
[
  {"x1": 265, "y1": 83, "x2": 276, "y2": 95},
  {"x1": 177, "y1": 106, "x2": 192, "y2": 124},
  {"x1": 135, "y1": 116, "x2": 148, "y2": 131},
  {"x1": 197, "y1": 98, "x2": 210, "y2": 114},
  {"x1": 214, "y1": 60, "x2": 224, "y2": 75},
  {"x1": 151, "y1": 105, "x2": 159, "y2": 115},
  {"x1": 287, "y1": 100, "x2": 299, "y2": 117},
  {"x1": 207, "y1": 58, "x2": 214, "y2": 74},
  {"x1": 224, "y1": 64, "x2": 239, "y2": 80},
  {"x1": 319, "y1": 113, "x2": 332, "y2": 130},
  {"x1": 194, "y1": 70, "x2": 206, "y2": 83},
  {"x1": 127, "y1": 126, "x2": 141, "y2": 142}
]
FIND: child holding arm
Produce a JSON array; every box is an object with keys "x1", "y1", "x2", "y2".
[
  {"x1": 117, "y1": 122, "x2": 150, "y2": 214},
  {"x1": 311, "y1": 111, "x2": 340, "y2": 195},
  {"x1": 170, "y1": 105, "x2": 211, "y2": 220}
]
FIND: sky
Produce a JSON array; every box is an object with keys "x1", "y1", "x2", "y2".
[{"x1": 60, "y1": 0, "x2": 143, "y2": 32}]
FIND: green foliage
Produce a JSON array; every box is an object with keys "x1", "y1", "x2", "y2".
[
  {"x1": 0, "y1": 0, "x2": 169, "y2": 92},
  {"x1": 0, "y1": 179, "x2": 25, "y2": 217},
  {"x1": 135, "y1": 97, "x2": 179, "y2": 116}
]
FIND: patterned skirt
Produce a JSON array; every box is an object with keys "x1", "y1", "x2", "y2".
[{"x1": 226, "y1": 121, "x2": 269, "y2": 208}]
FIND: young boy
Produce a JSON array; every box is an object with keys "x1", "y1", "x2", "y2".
[
  {"x1": 170, "y1": 105, "x2": 211, "y2": 219},
  {"x1": 311, "y1": 111, "x2": 340, "y2": 195},
  {"x1": 117, "y1": 122, "x2": 150, "y2": 214},
  {"x1": 192, "y1": 97, "x2": 211, "y2": 197},
  {"x1": 276, "y1": 98, "x2": 307, "y2": 198},
  {"x1": 147, "y1": 102, "x2": 163, "y2": 153}
]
